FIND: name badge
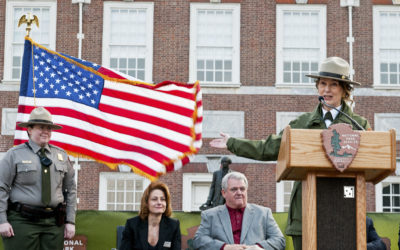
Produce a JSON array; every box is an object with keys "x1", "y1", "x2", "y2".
[
  {"x1": 22, "y1": 160, "x2": 32, "y2": 164},
  {"x1": 58, "y1": 153, "x2": 63, "y2": 161},
  {"x1": 163, "y1": 241, "x2": 171, "y2": 248}
]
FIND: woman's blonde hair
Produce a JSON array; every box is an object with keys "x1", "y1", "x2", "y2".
[{"x1": 139, "y1": 181, "x2": 172, "y2": 220}]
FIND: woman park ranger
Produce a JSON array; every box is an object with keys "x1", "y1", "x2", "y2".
[{"x1": 209, "y1": 56, "x2": 371, "y2": 250}]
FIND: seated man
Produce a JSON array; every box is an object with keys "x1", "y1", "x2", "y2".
[
  {"x1": 367, "y1": 216, "x2": 386, "y2": 250},
  {"x1": 193, "y1": 172, "x2": 285, "y2": 250}
]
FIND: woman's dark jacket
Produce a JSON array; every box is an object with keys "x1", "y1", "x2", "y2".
[{"x1": 119, "y1": 215, "x2": 181, "y2": 250}]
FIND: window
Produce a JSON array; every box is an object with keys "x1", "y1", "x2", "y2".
[
  {"x1": 1, "y1": 108, "x2": 18, "y2": 135},
  {"x1": 276, "y1": 4, "x2": 326, "y2": 86},
  {"x1": 3, "y1": 1, "x2": 56, "y2": 83},
  {"x1": 373, "y1": 6, "x2": 400, "y2": 87},
  {"x1": 375, "y1": 174, "x2": 400, "y2": 212},
  {"x1": 99, "y1": 172, "x2": 150, "y2": 211},
  {"x1": 382, "y1": 182, "x2": 400, "y2": 212},
  {"x1": 203, "y1": 111, "x2": 244, "y2": 138},
  {"x1": 190, "y1": 3, "x2": 240, "y2": 86},
  {"x1": 182, "y1": 173, "x2": 212, "y2": 212},
  {"x1": 374, "y1": 113, "x2": 400, "y2": 140},
  {"x1": 103, "y1": 2, "x2": 153, "y2": 82},
  {"x1": 276, "y1": 180, "x2": 295, "y2": 212},
  {"x1": 275, "y1": 112, "x2": 304, "y2": 212}
]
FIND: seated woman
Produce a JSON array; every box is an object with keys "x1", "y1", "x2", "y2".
[{"x1": 120, "y1": 181, "x2": 181, "y2": 250}]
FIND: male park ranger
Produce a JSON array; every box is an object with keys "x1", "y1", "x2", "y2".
[{"x1": 0, "y1": 107, "x2": 76, "y2": 250}]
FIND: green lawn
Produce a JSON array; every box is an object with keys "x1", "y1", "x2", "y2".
[{"x1": 0, "y1": 211, "x2": 398, "y2": 250}]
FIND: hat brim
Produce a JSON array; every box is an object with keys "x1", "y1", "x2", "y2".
[
  {"x1": 306, "y1": 74, "x2": 361, "y2": 86},
  {"x1": 18, "y1": 121, "x2": 63, "y2": 130}
]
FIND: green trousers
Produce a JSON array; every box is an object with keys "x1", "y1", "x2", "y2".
[
  {"x1": 3, "y1": 210, "x2": 64, "y2": 250},
  {"x1": 292, "y1": 235, "x2": 302, "y2": 250}
]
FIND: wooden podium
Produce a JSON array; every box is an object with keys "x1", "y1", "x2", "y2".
[{"x1": 276, "y1": 126, "x2": 396, "y2": 250}]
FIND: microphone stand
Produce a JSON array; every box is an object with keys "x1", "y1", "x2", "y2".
[{"x1": 318, "y1": 96, "x2": 365, "y2": 131}]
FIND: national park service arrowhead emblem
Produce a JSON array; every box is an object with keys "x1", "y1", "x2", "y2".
[{"x1": 321, "y1": 123, "x2": 360, "y2": 172}]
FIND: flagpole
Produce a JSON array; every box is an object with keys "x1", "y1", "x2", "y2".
[{"x1": 19, "y1": 14, "x2": 39, "y2": 107}]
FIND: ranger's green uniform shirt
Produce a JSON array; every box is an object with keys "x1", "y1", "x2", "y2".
[
  {"x1": 226, "y1": 102, "x2": 370, "y2": 236},
  {"x1": 0, "y1": 139, "x2": 77, "y2": 224}
]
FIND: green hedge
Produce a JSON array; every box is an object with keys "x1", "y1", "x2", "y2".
[{"x1": 0, "y1": 211, "x2": 398, "y2": 250}]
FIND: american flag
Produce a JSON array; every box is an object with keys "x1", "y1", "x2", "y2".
[{"x1": 14, "y1": 37, "x2": 202, "y2": 180}]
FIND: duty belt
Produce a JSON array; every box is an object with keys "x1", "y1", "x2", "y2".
[{"x1": 8, "y1": 202, "x2": 55, "y2": 218}]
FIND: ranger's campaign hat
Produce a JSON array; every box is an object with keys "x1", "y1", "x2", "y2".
[
  {"x1": 18, "y1": 107, "x2": 62, "y2": 130},
  {"x1": 306, "y1": 57, "x2": 361, "y2": 86}
]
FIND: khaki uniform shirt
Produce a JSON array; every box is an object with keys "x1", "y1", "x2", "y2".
[
  {"x1": 0, "y1": 139, "x2": 77, "y2": 224},
  {"x1": 226, "y1": 102, "x2": 370, "y2": 236}
]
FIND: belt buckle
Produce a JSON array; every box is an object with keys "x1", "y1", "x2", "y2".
[{"x1": 45, "y1": 207, "x2": 53, "y2": 211}]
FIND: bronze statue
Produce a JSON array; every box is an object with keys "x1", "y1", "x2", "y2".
[{"x1": 199, "y1": 156, "x2": 232, "y2": 210}]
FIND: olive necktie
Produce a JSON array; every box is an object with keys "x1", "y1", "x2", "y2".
[
  {"x1": 40, "y1": 148, "x2": 51, "y2": 206},
  {"x1": 324, "y1": 111, "x2": 333, "y2": 122}
]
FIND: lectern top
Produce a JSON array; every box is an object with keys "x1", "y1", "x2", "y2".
[{"x1": 276, "y1": 126, "x2": 396, "y2": 183}]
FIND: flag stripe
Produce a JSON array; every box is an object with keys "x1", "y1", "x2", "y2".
[
  {"x1": 15, "y1": 130, "x2": 167, "y2": 172},
  {"x1": 99, "y1": 103, "x2": 192, "y2": 136},
  {"x1": 14, "y1": 137, "x2": 160, "y2": 177},
  {"x1": 100, "y1": 95, "x2": 193, "y2": 127},
  {"x1": 102, "y1": 87, "x2": 195, "y2": 118},
  {"x1": 17, "y1": 102, "x2": 194, "y2": 153},
  {"x1": 104, "y1": 80, "x2": 196, "y2": 110},
  {"x1": 15, "y1": 122, "x2": 187, "y2": 162},
  {"x1": 50, "y1": 125, "x2": 176, "y2": 163},
  {"x1": 17, "y1": 97, "x2": 195, "y2": 145}
]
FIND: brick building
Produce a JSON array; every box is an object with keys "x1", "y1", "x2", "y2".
[{"x1": 0, "y1": 0, "x2": 399, "y2": 214}]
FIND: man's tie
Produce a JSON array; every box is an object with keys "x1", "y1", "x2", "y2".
[
  {"x1": 324, "y1": 111, "x2": 333, "y2": 122},
  {"x1": 40, "y1": 148, "x2": 51, "y2": 206}
]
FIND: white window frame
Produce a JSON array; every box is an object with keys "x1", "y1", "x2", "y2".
[
  {"x1": 98, "y1": 172, "x2": 150, "y2": 211},
  {"x1": 203, "y1": 110, "x2": 245, "y2": 138},
  {"x1": 189, "y1": 3, "x2": 241, "y2": 87},
  {"x1": 275, "y1": 112, "x2": 304, "y2": 212},
  {"x1": 375, "y1": 172, "x2": 400, "y2": 212},
  {"x1": 102, "y1": 1, "x2": 154, "y2": 83},
  {"x1": 276, "y1": 4, "x2": 326, "y2": 87},
  {"x1": 276, "y1": 179, "x2": 295, "y2": 212},
  {"x1": 3, "y1": 0, "x2": 57, "y2": 84},
  {"x1": 182, "y1": 173, "x2": 212, "y2": 212},
  {"x1": 373, "y1": 5, "x2": 400, "y2": 89},
  {"x1": 1, "y1": 108, "x2": 18, "y2": 135},
  {"x1": 374, "y1": 113, "x2": 400, "y2": 140}
]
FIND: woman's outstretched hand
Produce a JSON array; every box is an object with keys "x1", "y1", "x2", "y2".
[{"x1": 209, "y1": 132, "x2": 230, "y2": 149}]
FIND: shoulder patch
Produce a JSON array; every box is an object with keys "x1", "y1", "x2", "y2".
[
  {"x1": 10, "y1": 143, "x2": 29, "y2": 152},
  {"x1": 49, "y1": 144, "x2": 67, "y2": 153}
]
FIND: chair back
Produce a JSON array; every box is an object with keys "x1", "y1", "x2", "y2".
[
  {"x1": 381, "y1": 237, "x2": 391, "y2": 250},
  {"x1": 116, "y1": 225, "x2": 125, "y2": 250}
]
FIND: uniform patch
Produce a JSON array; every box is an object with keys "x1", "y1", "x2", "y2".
[
  {"x1": 58, "y1": 153, "x2": 64, "y2": 161},
  {"x1": 22, "y1": 160, "x2": 32, "y2": 164},
  {"x1": 321, "y1": 123, "x2": 360, "y2": 172}
]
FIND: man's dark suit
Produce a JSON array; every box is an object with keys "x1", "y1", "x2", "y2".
[
  {"x1": 119, "y1": 216, "x2": 181, "y2": 250},
  {"x1": 367, "y1": 216, "x2": 386, "y2": 250}
]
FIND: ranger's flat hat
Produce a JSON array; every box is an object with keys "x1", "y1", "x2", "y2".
[
  {"x1": 18, "y1": 107, "x2": 62, "y2": 130},
  {"x1": 306, "y1": 57, "x2": 361, "y2": 86}
]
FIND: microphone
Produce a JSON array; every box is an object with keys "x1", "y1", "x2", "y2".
[{"x1": 318, "y1": 96, "x2": 365, "y2": 131}]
